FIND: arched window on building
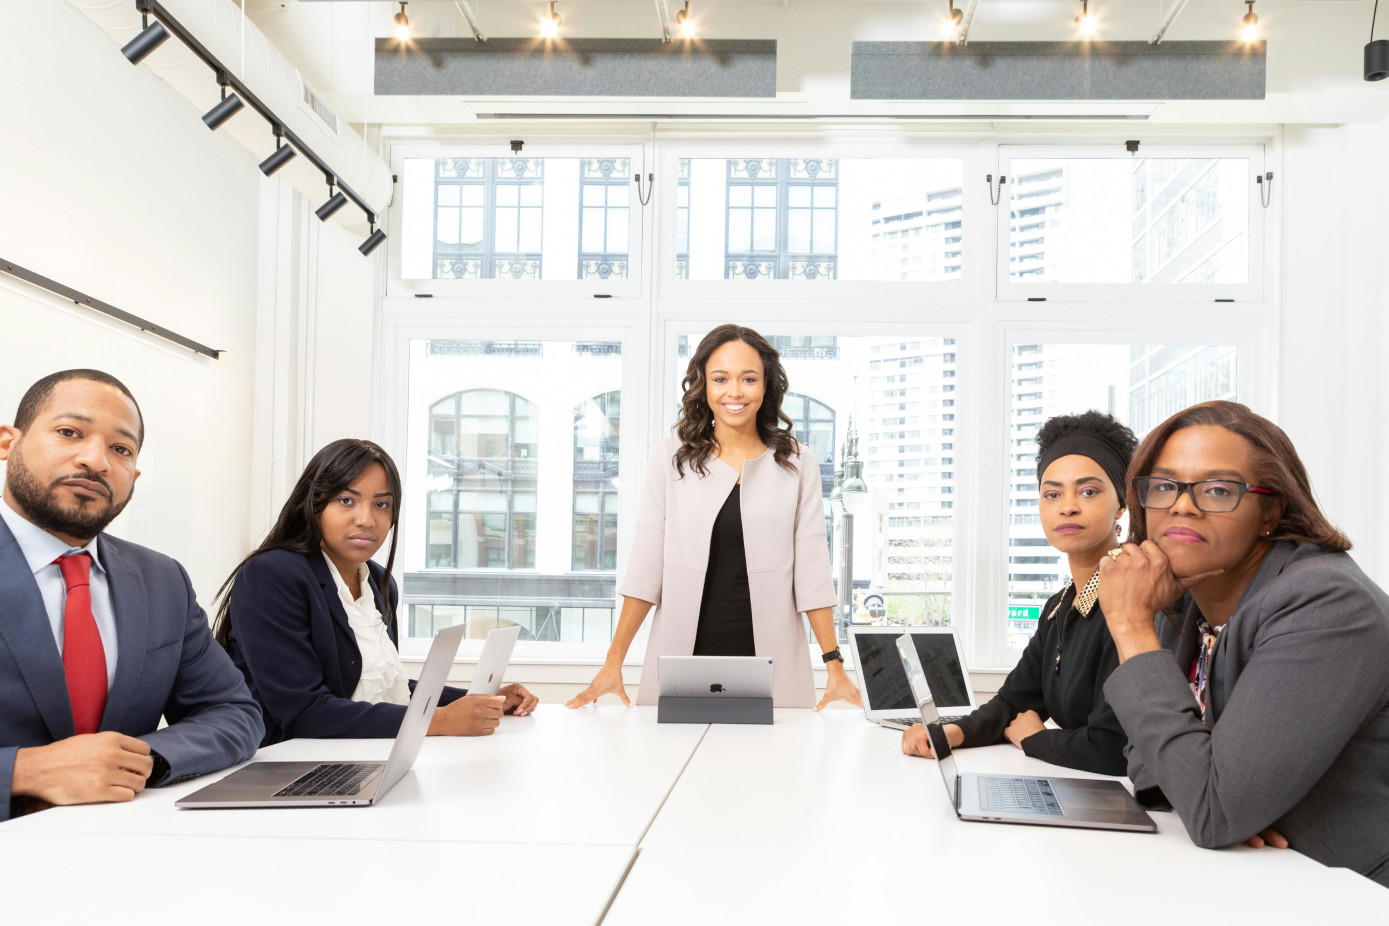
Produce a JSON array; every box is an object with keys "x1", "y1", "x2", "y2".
[
  {"x1": 573, "y1": 391, "x2": 621, "y2": 571},
  {"x1": 426, "y1": 388, "x2": 538, "y2": 569}
]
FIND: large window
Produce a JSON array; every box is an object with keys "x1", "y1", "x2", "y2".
[
  {"x1": 395, "y1": 148, "x2": 642, "y2": 287},
  {"x1": 384, "y1": 139, "x2": 1269, "y2": 671},
  {"x1": 404, "y1": 339, "x2": 623, "y2": 644},
  {"x1": 999, "y1": 148, "x2": 1262, "y2": 300},
  {"x1": 679, "y1": 158, "x2": 966, "y2": 282}
]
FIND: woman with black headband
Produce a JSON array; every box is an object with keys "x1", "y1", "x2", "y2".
[{"x1": 902, "y1": 411, "x2": 1139, "y2": 775}]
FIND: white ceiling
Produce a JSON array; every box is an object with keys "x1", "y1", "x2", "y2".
[{"x1": 243, "y1": 1, "x2": 1389, "y2": 128}]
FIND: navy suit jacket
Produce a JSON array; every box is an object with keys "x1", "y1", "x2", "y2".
[
  {"x1": 223, "y1": 549, "x2": 465, "y2": 746},
  {"x1": 0, "y1": 516, "x2": 264, "y2": 822}
]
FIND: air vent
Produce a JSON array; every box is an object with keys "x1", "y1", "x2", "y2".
[{"x1": 300, "y1": 77, "x2": 339, "y2": 136}]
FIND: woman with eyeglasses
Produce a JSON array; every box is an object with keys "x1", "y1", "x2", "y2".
[
  {"x1": 1098, "y1": 401, "x2": 1389, "y2": 886},
  {"x1": 902, "y1": 411, "x2": 1140, "y2": 774}
]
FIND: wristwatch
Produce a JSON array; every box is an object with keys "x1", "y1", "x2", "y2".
[
  {"x1": 147, "y1": 750, "x2": 171, "y2": 786},
  {"x1": 821, "y1": 648, "x2": 844, "y2": 665}
]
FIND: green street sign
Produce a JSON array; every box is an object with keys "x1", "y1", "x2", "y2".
[{"x1": 1008, "y1": 605, "x2": 1041, "y2": 621}]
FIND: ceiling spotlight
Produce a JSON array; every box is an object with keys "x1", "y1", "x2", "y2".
[
  {"x1": 541, "y1": 2, "x2": 561, "y2": 40},
  {"x1": 676, "y1": 2, "x2": 695, "y2": 39},
  {"x1": 315, "y1": 181, "x2": 349, "y2": 222},
  {"x1": 259, "y1": 128, "x2": 297, "y2": 177},
  {"x1": 121, "y1": 15, "x2": 170, "y2": 65},
  {"x1": 942, "y1": 0, "x2": 964, "y2": 37},
  {"x1": 1241, "y1": 2, "x2": 1260, "y2": 43},
  {"x1": 1075, "y1": 0, "x2": 1097, "y2": 37},
  {"x1": 1369, "y1": 0, "x2": 1388, "y2": 81},
  {"x1": 202, "y1": 76, "x2": 244, "y2": 131},
  {"x1": 394, "y1": 2, "x2": 411, "y2": 43},
  {"x1": 360, "y1": 223, "x2": 387, "y2": 256}
]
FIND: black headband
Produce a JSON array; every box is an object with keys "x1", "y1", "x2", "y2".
[{"x1": 1036, "y1": 432, "x2": 1130, "y2": 507}]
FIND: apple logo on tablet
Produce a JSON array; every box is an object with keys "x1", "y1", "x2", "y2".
[{"x1": 709, "y1": 683, "x2": 725, "y2": 694}]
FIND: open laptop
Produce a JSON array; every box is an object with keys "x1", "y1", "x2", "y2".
[
  {"x1": 466, "y1": 624, "x2": 521, "y2": 695},
  {"x1": 177, "y1": 623, "x2": 466, "y2": 809},
  {"x1": 849, "y1": 625, "x2": 976, "y2": 731},
  {"x1": 658, "y1": 655, "x2": 774, "y2": 699},
  {"x1": 895, "y1": 634, "x2": 1156, "y2": 833}
]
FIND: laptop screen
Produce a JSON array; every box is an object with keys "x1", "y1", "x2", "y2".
[
  {"x1": 852, "y1": 630, "x2": 972, "y2": 713},
  {"x1": 896, "y1": 634, "x2": 962, "y2": 806}
]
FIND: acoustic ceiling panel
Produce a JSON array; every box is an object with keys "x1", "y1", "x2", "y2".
[
  {"x1": 851, "y1": 42, "x2": 1266, "y2": 101},
  {"x1": 376, "y1": 38, "x2": 777, "y2": 97}
]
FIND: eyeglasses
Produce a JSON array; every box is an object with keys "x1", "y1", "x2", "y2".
[{"x1": 1134, "y1": 477, "x2": 1276, "y2": 514}]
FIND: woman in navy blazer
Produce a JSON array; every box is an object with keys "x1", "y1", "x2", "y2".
[{"x1": 214, "y1": 439, "x2": 537, "y2": 746}]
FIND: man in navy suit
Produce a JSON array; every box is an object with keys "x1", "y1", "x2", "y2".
[{"x1": 0, "y1": 370, "x2": 262, "y2": 821}]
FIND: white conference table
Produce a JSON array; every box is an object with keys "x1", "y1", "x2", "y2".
[
  {"x1": 3, "y1": 705, "x2": 704, "y2": 847},
  {"x1": 614, "y1": 709, "x2": 1389, "y2": 923},
  {"x1": 0, "y1": 832, "x2": 633, "y2": 926},
  {"x1": 5, "y1": 705, "x2": 1385, "y2": 923}
]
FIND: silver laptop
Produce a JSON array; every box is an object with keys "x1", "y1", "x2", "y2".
[
  {"x1": 849, "y1": 625, "x2": 976, "y2": 731},
  {"x1": 896, "y1": 634, "x2": 1156, "y2": 833},
  {"x1": 467, "y1": 624, "x2": 522, "y2": 695},
  {"x1": 658, "y1": 655, "x2": 774, "y2": 699},
  {"x1": 177, "y1": 623, "x2": 465, "y2": 809}
]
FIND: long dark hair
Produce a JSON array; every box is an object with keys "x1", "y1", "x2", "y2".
[
  {"x1": 673, "y1": 324, "x2": 798, "y2": 477},
  {"x1": 213, "y1": 439, "x2": 404, "y2": 647},
  {"x1": 1126, "y1": 401, "x2": 1351, "y2": 551}
]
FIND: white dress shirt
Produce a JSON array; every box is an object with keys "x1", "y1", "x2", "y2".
[
  {"x1": 0, "y1": 496, "x2": 119, "y2": 688},
  {"x1": 322, "y1": 551, "x2": 410, "y2": 705}
]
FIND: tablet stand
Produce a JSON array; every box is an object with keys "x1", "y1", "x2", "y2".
[{"x1": 657, "y1": 696, "x2": 773, "y2": 725}]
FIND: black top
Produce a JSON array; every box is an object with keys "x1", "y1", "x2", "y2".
[
  {"x1": 952, "y1": 581, "x2": 1128, "y2": 775},
  {"x1": 693, "y1": 485, "x2": 756, "y2": 657}
]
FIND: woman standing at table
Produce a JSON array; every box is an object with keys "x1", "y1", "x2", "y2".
[
  {"x1": 567, "y1": 325, "x2": 861, "y2": 710},
  {"x1": 901, "y1": 411, "x2": 1140, "y2": 774},
  {"x1": 214, "y1": 439, "x2": 537, "y2": 746},
  {"x1": 1098, "y1": 401, "x2": 1389, "y2": 885}
]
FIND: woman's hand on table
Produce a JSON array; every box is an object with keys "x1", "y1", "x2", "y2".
[
  {"x1": 500, "y1": 683, "x2": 539, "y2": 716},
  {"x1": 1245, "y1": 827, "x2": 1290, "y2": 850},
  {"x1": 565, "y1": 664, "x2": 632, "y2": 708},
  {"x1": 901, "y1": 723, "x2": 963, "y2": 759},
  {"x1": 1003, "y1": 710, "x2": 1046, "y2": 749},
  {"x1": 813, "y1": 662, "x2": 863, "y2": 712},
  {"x1": 428, "y1": 694, "x2": 505, "y2": 736}
]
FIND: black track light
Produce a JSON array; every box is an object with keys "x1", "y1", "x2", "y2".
[
  {"x1": 259, "y1": 129, "x2": 297, "y2": 176},
  {"x1": 203, "y1": 78, "x2": 244, "y2": 131},
  {"x1": 122, "y1": 20, "x2": 170, "y2": 65},
  {"x1": 1369, "y1": 0, "x2": 1388, "y2": 81},
  {"x1": 359, "y1": 224, "x2": 387, "y2": 256},
  {"x1": 316, "y1": 190, "x2": 349, "y2": 222}
]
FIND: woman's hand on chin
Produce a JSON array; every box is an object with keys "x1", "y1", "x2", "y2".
[{"x1": 1098, "y1": 541, "x2": 1219, "y2": 662}]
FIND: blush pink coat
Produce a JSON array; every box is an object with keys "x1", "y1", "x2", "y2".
[{"x1": 619, "y1": 436, "x2": 838, "y2": 708}]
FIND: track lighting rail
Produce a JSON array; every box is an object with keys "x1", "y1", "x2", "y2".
[{"x1": 1, "y1": 258, "x2": 222, "y2": 359}]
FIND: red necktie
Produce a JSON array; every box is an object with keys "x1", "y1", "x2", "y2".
[{"x1": 56, "y1": 553, "x2": 107, "y2": 735}]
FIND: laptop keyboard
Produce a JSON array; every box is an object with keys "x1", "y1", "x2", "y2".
[
  {"x1": 980, "y1": 777, "x2": 1063, "y2": 816},
  {"x1": 274, "y1": 762, "x2": 383, "y2": 798}
]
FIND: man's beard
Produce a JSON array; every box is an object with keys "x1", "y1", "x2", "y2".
[{"x1": 6, "y1": 443, "x2": 131, "y2": 541}]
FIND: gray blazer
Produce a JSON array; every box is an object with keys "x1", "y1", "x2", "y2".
[
  {"x1": 619, "y1": 436, "x2": 837, "y2": 707},
  {"x1": 1105, "y1": 540, "x2": 1389, "y2": 886},
  {"x1": 0, "y1": 516, "x2": 264, "y2": 821}
]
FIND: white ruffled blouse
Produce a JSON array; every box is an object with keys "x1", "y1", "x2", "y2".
[{"x1": 323, "y1": 552, "x2": 411, "y2": 706}]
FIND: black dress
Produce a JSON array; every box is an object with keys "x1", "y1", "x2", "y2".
[
  {"x1": 950, "y1": 582, "x2": 1129, "y2": 775},
  {"x1": 692, "y1": 485, "x2": 756, "y2": 657}
]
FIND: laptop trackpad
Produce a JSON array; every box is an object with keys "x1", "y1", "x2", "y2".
[{"x1": 1053, "y1": 780, "x2": 1138, "y2": 812}]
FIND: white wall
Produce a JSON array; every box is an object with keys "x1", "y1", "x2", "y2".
[
  {"x1": 1279, "y1": 120, "x2": 1389, "y2": 586},
  {"x1": 0, "y1": 0, "x2": 260, "y2": 604}
]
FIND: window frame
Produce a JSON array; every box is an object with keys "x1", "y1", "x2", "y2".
[
  {"x1": 375, "y1": 301, "x2": 653, "y2": 663},
  {"x1": 386, "y1": 143, "x2": 647, "y2": 299},
  {"x1": 659, "y1": 140, "x2": 984, "y2": 300},
  {"x1": 377, "y1": 130, "x2": 1279, "y2": 679},
  {"x1": 994, "y1": 143, "x2": 1268, "y2": 303}
]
